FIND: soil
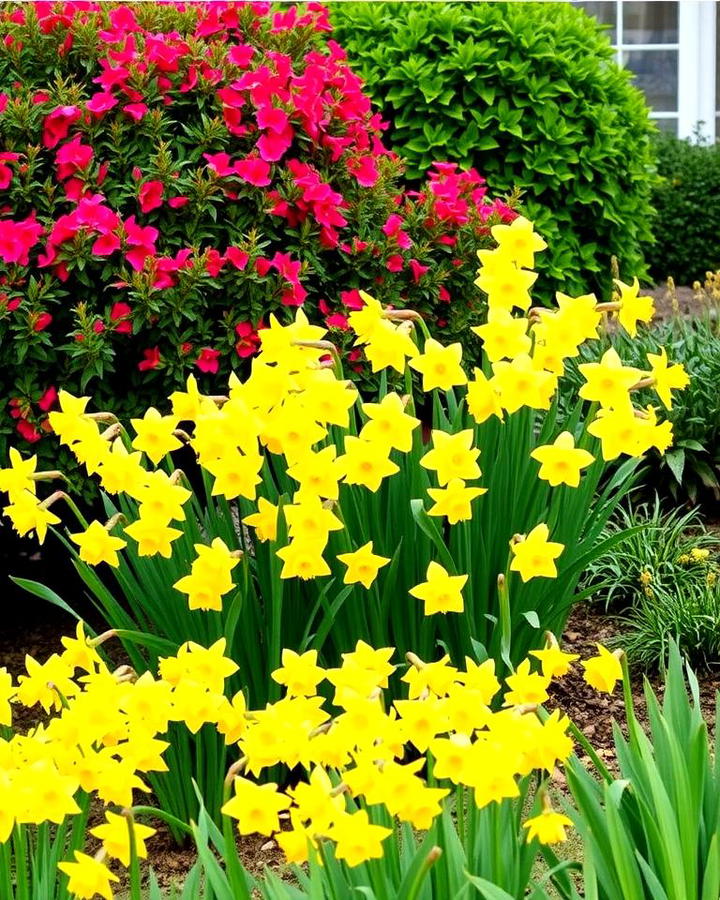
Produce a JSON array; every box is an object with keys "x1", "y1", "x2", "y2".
[{"x1": 553, "y1": 602, "x2": 720, "y2": 767}]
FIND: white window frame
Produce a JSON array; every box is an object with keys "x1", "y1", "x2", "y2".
[{"x1": 677, "y1": 0, "x2": 716, "y2": 142}]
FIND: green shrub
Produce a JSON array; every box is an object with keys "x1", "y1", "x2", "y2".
[
  {"x1": 331, "y1": 0, "x2": 657, "y2": 301},
  {"x1": 648, "y1": 133, "x2": 720, "y2": 285}
]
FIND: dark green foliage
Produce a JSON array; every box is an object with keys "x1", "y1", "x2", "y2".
[
  {"x1": 331, "y1": 1, "x2": 658, "y2": 302},
  {"x1": 648, "y1": 133, "x2": 720, "y2": 285}
]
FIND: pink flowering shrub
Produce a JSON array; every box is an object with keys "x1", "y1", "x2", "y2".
[{"x1": 0, "y1": 1, "x2": 513, "y2": 463}]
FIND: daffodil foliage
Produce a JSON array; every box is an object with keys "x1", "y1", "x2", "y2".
[
  {"x1": 1, "y1": 217, "x2": 685, "y2": 825},
  {"x1": 0, "y1": 619, "x2": 622, "y2": 899}
]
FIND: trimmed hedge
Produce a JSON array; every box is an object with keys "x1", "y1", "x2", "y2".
[
  {"x1": 648, "y1": 133, "x2": 720, "y2": 285},
  {"x1": 332, "y1": 1, "x2": 658, "y2": 301}
]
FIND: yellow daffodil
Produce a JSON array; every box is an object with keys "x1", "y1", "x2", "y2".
[
  {"x1": 409, "y1": 562, "x2": 467, "y2": 615},
  {"x1": 523, "y1": 807, "x2": 574, "y2": 844},
  {"x1": 70, "y1": 520, "x2": 126, "y2": 568},
  {"x1": 420, "y1": 429, "x2": 481, "y2": 486},
  {"x1": 409, "y1": 338, "x2": 467, "y2": 392},
  {"x1": 582, "y1": 644, "x2": 623, "y2": 693},
  {"x1": 490, "y1": 215, "x2": 548, "y2": 268},
  {"x1": 427, "y1": 477, "x2": 486, "y2": 524},
  {"x1": 530, "y1": 431, "x2": 595, "y2": 487},
  {"x1": 337, "y1": 541, "x2": 390, "y2": 588},
  {"x1": 614, "y1": 277, "x2": 655, "y2": 337},
  {"x1": 130, "y1": 407, "x2": 181, "y2": 465},
  {"x1": 58, "y1": 852, "x2": 118, "y2": 900},
  {"x1": 510, "y1": 524, "x2": 564, "y2": 582},
  {"x1": 646, "y1": 347, "x2": 690, "y2": 409}
]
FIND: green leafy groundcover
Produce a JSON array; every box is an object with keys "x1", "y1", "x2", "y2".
[{"x1": 332, "y1": 0, "x2": 658, "y2": 301}]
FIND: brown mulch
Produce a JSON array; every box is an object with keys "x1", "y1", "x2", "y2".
[
  {"x1": 553, "y1": 603, "x2": 720, "y2": 766},
  {"x1": 645, "y1": 283, "x2": 700, "y2": 323}
]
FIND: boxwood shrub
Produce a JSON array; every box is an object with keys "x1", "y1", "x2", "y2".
[
  {"x1": 648, "y1": 133, "x2": 720, "y2": 285},
  {"x1": 331, "y1": 0, "x2": 657, "y2": 301}
]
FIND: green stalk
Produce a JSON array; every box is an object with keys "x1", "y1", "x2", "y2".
[
  {"x1": 125, "y1": 812, "x2": 142, "y2": 900},
  {"x1": 12, "y1": 825, "x2": 29, "y2": 900},
  {"x1": 406, "y1": 846, "x2": 442, "y2": 900}
]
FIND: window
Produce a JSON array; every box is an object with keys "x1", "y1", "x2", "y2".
[{"x1": 572, "y1": 1, "x2": 716, "y2": 142}]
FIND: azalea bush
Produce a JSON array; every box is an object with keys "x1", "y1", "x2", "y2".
[
  {"x1": 0, "y1": 1, "x2": 513, "y2": 467},
  {"x1": 331, "y1": 0, "x2": 657, "y2": 302},
  {"x1": 0, "y1": 617, "x2": 623, "y2": 899},
  {"x1": 2, "y1": 220, "x2": 686, "y2": 826}
]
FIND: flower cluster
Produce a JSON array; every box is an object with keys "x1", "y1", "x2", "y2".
[
  {"x1": 0, "y1": 1, "x2": 513, "y2": 458},
  {"x1": 0, "y1": 217, "x2": 686, "y2": 686},
  {"x1": 0, "y1": 621, "x2": 623, "y2": 896},
  {"x1": 472, "y1": 217, "x2": 688, "y2": 458},
  {"x1": 222, "y1": 638, "x2": 621, "y2": 867},
  {"x1": 0, "y1": 624, "x2": 242, "y2": 898}
]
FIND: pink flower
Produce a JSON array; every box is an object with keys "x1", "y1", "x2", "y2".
[
  {"x1": 123, "y1": 216, "x2": 158, "y2": 271},
  {"x1": 204, "y1": 152, "x2": 235, "y2": 177},
  {"x1": 255, "y1": 257, "x2": 272, "y2": 277},
  {"x1": 168, "y1": 196, "x2": 189, "y2": 208},
  {"x1": 256, "y1": 105, "x2": 289, "y2": 134},
  {"x1": 86, "y1": 92, "x2": 118, "y2": 114},
  {"x1": 110, "y1": 301, "x2": 132, "y2": 333},
  {"x1": 33, "y1": 311, "x2": 52, "y2": 332},
  {"x1": 17, "y1": 420, "x2": 41, "y2": 443},
  {"x1": 386, "y1": 254, "x2": 404, "y2": 272},
  {"x1": 196, "y1": 347, "x2": 221, "y2": 374},
  {"x1": 234, "y1": 321, "x2": 261, "y2": 357},
  {"x1": 37, "y1": 385, "x2": 58, "y2": 412},
  {"x1": 326, "y1": 312, "x2": 349, "y2": 330},
  {"x1": 91, "y1": 232, "x2": 121, "y2": 256},
  {"x1": 227, "y1": 44, "x2": 255, "y2": 68},
  {"x1": 348, "y1": 155, "x2": 379, "y2": 187},
  {"x1": 409, "y1": 259, "x2": 429, "y2": 283},
  {"x1": 226, "y1": 246, "x2": 249, "y2": 270},
  {"x1": 234, "y1": 156, "x2": 271, "y2": 187},
  {"x1": 42, "y1": 105, "x2": 81, "y2": 149},
  {"x1": 341, "y1": 289, "x2": 364, "y2": 310},
  {"x1": 139, "y1": 180, "x2": 164, "y2": 213},
  {"x1": 257, "y1": 126, "x2": 294, "y2": 163},
  {"x1": 123, "y1": 103, "x2": 148, "y2": 122},
  {"x1": 55, "y1": 135, "x2": 93, "y2": 180},
  {"x1": 438, "y1": 285, "x2": 451, "y2": 303},
  {"x1": 205, "y1": 249, "x2": 226, "y2": 277},
  {"x1": 0, "y1": 214, "x2": 43, "y2": 265},
  {"x1": 138, "y1": 347, "x2": 161, "y2": 371}
]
